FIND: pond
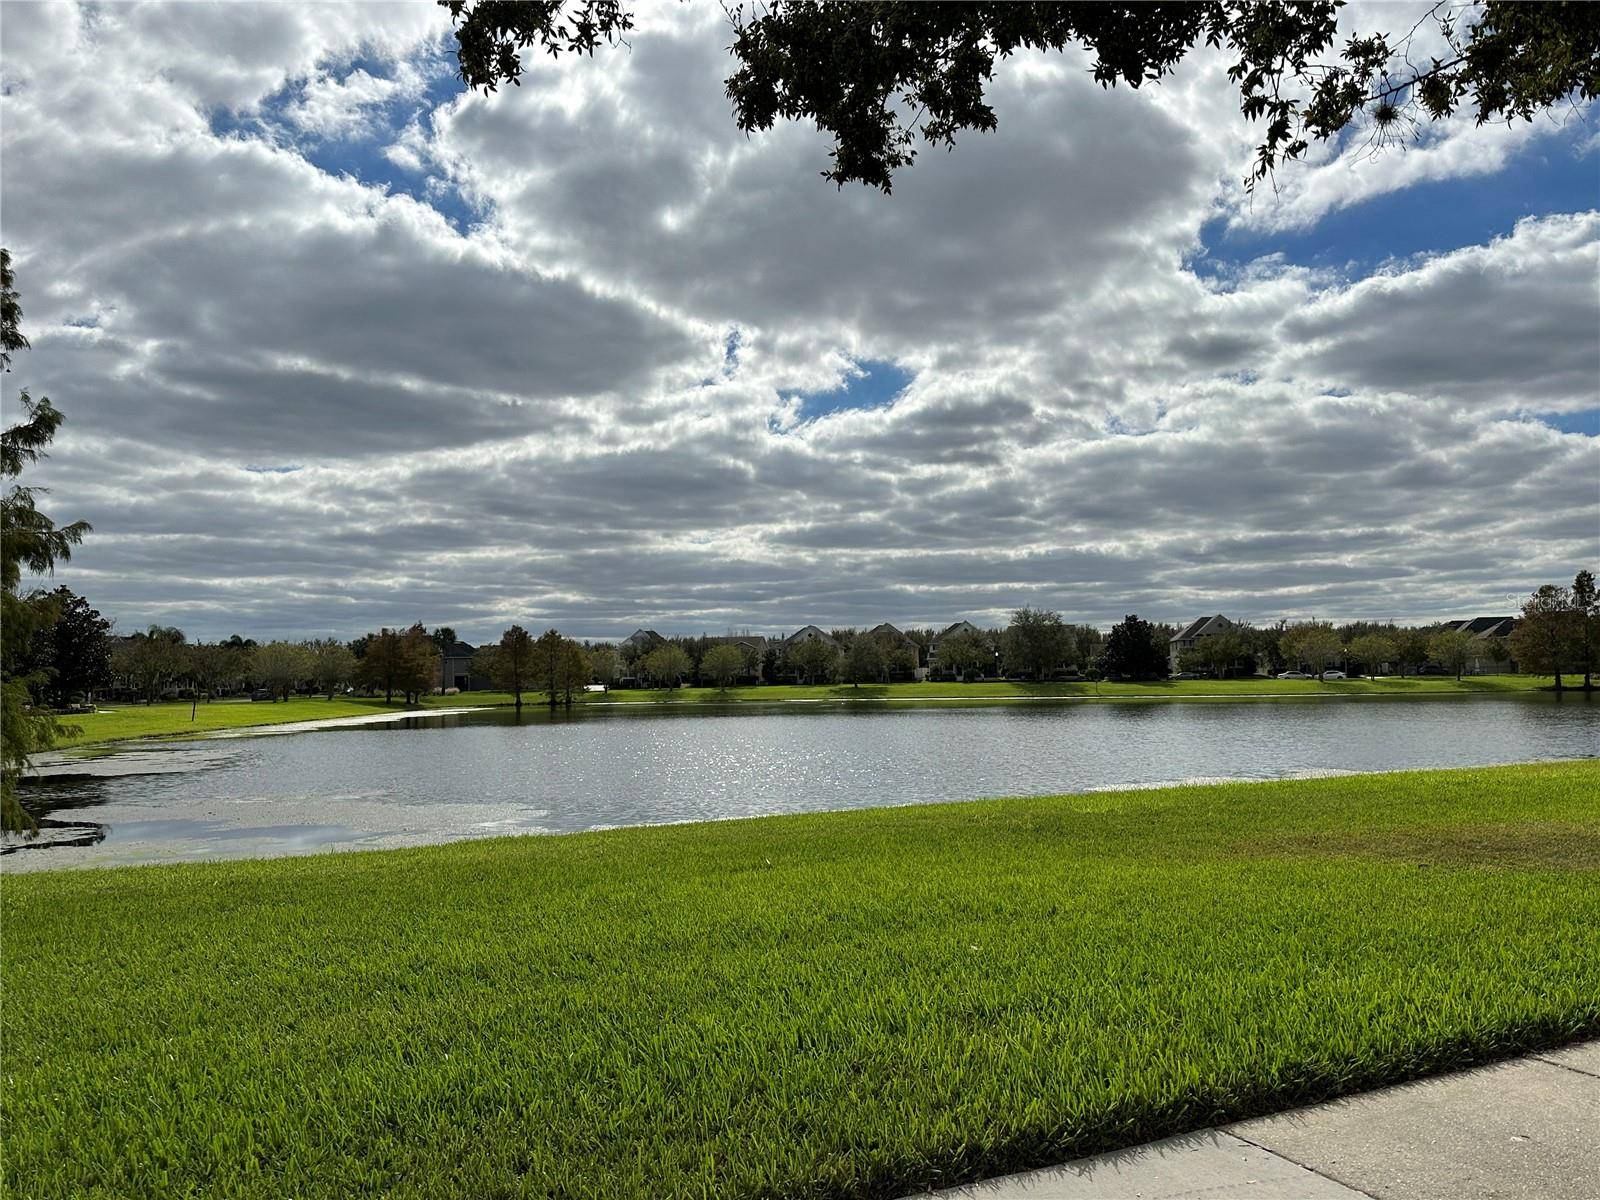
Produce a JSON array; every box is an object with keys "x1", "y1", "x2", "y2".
[{"x1": 7, "y1": 695, "x2": 1596, "y2": 870}]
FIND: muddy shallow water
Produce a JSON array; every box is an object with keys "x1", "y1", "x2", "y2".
[{"x1": 7, "y1": 694, "x2": 1595, "y2": 871}]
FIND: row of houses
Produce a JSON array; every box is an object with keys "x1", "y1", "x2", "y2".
[
  {"x1": 442, "y1": 612, "x2": 1522, "y2": 691},
  {"x1": 1168, "y1": 614, "x2": 1520, "y2": 674},
  {"x1": 619, "y1": 621, "x2": 986, "y2": 684}
]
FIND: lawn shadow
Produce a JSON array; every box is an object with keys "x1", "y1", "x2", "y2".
[{"x1": 1261, "y1": 822, "x2": 1600, "y2": 870}]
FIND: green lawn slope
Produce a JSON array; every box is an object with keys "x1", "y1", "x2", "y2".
[{"x1": 4, "y1": 761, "x2": 1596, "y2": 1198}]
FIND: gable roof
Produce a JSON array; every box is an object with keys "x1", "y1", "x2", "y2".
[
  {"x1": 1449, "y1": 616, "x2": 1517, "y2": 638},
  {"x1": 621, "y1": 628, "x2": 664, "y2": 647},
  {"x1": 703, "y1": 634, "x2": 768, "y2": 650},
  {"x1": 440, "y1": 640, "x2": 477, "y2": 658},
  {"x1": 868, "y1": 622, "x2": 912, "y2": 642},
  {"x1": 1172, "y1": 614, "x2": 1232, "y2": 643},
  {"x1": 784, "y1": 624, "x2": 836, "y2": 646},
  {"x1": 935, "y1": 620, "x2": 981, "y2": 641}
]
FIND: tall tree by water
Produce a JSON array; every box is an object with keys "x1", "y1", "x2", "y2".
[
  {"x1": 934, "y1": 629, "x2": 989, "y2": 681},
  {"x1": 1346, "y1": 632, "x2": 1396, "y2": 680},
  {"x1": 308, "y1": 639, "x2": 357, "y2": 700},
  {"x1": 1099, "y1": 615, "x2": 1167, "y2": 681},
  {"x1": 112, "y1": 627, "x2": 189, "y2": 703},
  {"x1": 701, "y1": 644, "x2": 746, "y2": 690},
  {"x1": 1509, "y1": 583, "x2": 1580, "y2": 691},
  {"x1": 586, "y1": 642, "x2": 618, "y2": 688},
  {"x1": 357, "y1": 626, "x2": 441, "y2": 704},
  {"x1": 1, "y1": 250, "x2": 91, "y2": 833},
  {"x1": 21, "y1": 586, "x2": 113, "y2": 707},
  {"x1": 477, "y1": 625, "x2": 538, "y2": 708},
  {"x1": 533, "y1": 629, "x2": 589, "y2": 707},
  {"x1": 251, "y1": 641, "x2": 312, "y2": 702},
  {"x1": 1279, "y1": 621, "x2": 1343, "y2": 680},
  {"x1": 1003, "y1": 607, "x2": 1071, "y2": 680},
  {"x1": 640, "y1": 643, "x2": 692, "y2": 688},
  {"x1": 1426, "y1": 629, "x2": 1476, "y2": 682},
  {"x1": 839, "y1": 636, "x2": 884, "y2": 688},
  {"x1": 441, "y1": 2, "x2": 1600, "y2": 193},
  {"x1": 788, "y1": 637, "x2": 841, "y2": 685},
  {"x1": 1570, "y1": 569, "x2": 1598, "y2": 690}
]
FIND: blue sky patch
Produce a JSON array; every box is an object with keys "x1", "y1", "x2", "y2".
[
  {"x1": 209, "y1": 53, "x2": 476, "y2": 233},
  {"x1": 1534, "y1": 408, "x2": 1600, "y2": 437},
  {"x1": 1194, "y1": 120, "x2": 1599, "y2": 281},
  {"x1": 244, "y1": 464, "x2": 303, "y2": 474},
  {"x1": 786, "y1": 358, "x2": 915, "y2": 421}
]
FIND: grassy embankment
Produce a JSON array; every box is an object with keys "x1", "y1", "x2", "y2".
[
  {"x1": 49, "y1": 695, "x2": 445, "y2": 749},
  {"x1": 4, "y1": 761, "x2": 1597, "y2": 1199},
  {"x1": 51, "y1": 674, "x2": 1557, "y2": 748}
]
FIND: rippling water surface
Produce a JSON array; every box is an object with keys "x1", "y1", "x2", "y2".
[{"x1": 8, "y1": 695, "x2": 1595, "y2": 870}]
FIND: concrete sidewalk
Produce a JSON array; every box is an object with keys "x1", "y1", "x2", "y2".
[{"x1": 910, "y1": 1040, "x2": 1599, "y2": 1199}]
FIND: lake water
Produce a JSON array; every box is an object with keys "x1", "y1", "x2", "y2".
[{"x1": 7, "y1": 695, "x2": 1596, "y2": 871}]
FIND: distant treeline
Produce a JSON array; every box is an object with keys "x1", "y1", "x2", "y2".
[{"x1": 14, "y1": 572, "x2": 1597, "y2": 709}]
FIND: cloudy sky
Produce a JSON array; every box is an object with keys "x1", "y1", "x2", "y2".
[{"x1": 3, "y1": 1, "x2": 1596, "y2": 643}]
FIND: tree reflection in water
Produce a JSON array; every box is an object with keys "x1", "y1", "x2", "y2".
[{"x1": 2, "y1": 782, "x2": 109, "y2": 854}]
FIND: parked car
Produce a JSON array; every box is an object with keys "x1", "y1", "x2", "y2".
[
  {"x1": 249, "y1": 688, "x2": 275, "y2": 702},
  {"x1": 1277, "y1": 670, "x2": 1312, "y2": 680},
  {"x1": 1322, "y1": 670, "x2": 1347, "y2": 680},
  {"x1": 1170, "y1": 672, "x2": 1200, "y2": 680}
]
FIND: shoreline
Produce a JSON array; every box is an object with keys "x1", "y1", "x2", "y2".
[{"x1": 44, "y1": 675, "x2": 1576, "y2": 752}]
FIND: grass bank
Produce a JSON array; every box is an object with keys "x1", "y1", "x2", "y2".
[
  {"x1": 50, "y1": 674, "x2": 1556, "y2": 748},
  {"x1": 4, "y1": 761, "x2": 1596, "y2": 1199},
  {"x1": 49, "y1": 695, "x2": 462, "y2": 749}
]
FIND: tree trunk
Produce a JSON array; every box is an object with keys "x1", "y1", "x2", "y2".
[
  {"x1": 385, "y1": 686, "x2": 393, "y2": 704},
  {"x1": 513, "y1": 687, "x2": 523, "y2": 711}
]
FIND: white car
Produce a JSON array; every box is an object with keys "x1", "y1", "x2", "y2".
[
  {"x1": 1322, "y1": 670, "x2": 1347, "y2": 680},
  {"x1": 1277, "y1": 670, "x2": 1312, "y2": 680}
]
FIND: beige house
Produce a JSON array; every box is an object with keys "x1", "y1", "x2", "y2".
[
  {"x1": 1169, "y1": 614, "x2": 1236, "y2": 674},
  {"x1": 866, "y1": 622, "x2": 925, "y2": 681},
  {"x1": 928, "y1": 620, "x2": 985, "y2": 678}
]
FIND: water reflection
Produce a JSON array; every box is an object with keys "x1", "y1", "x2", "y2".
[
  {"x1": 2, "y1": 780, "x2": 113, "y2": 854},
  {"x1": 5, "y1": 694, "x2": 1594, "y2": 871}
]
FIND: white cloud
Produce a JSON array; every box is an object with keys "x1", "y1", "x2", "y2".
[
  {"x1": 1233, "y1": 113, "x2": 1591, "y2": 234},
  {"x1": 2, "y1": 0, "x2": 1594, "y2": 642},
  {"x1": 281, "y1": 66, "x2": 417, "y2": 140}
]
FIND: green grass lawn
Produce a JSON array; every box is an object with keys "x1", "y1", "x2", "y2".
[
  {"x1": 4, "y1": 761, "x2": 1596, "y2": 1199},
  {"x1": 50, "y1": 695, "x2": 476, "y2": 749},
  {"x1": 50, "y1": 675, "x2": 1557, "y2": 749}
]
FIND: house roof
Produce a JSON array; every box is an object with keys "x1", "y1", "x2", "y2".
[
  {"x1": 621, "y1": 628, "x2": 664, "y2": 646},
  {"x1": 1172, "y1": 614, "x2": 1232, "y2": 643},
  {"x1": 935, "y1": 620, "x2": 980, "y2": 640},
  {"x1": 1449, "y1": 616, "x2": 1517, "y2": 638},
  {"x1": 868, "y1": 622, "x2": 912, "y2": 641},
  {"x1": 703, "y1": 634, "x2": 768, "y2": 649},
  {"x1": 441, "y1": 641, "x2": 476, "y2": 658},
  {"x1": 784, "y1": 624, "x2": 835, "y2": 645}
]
